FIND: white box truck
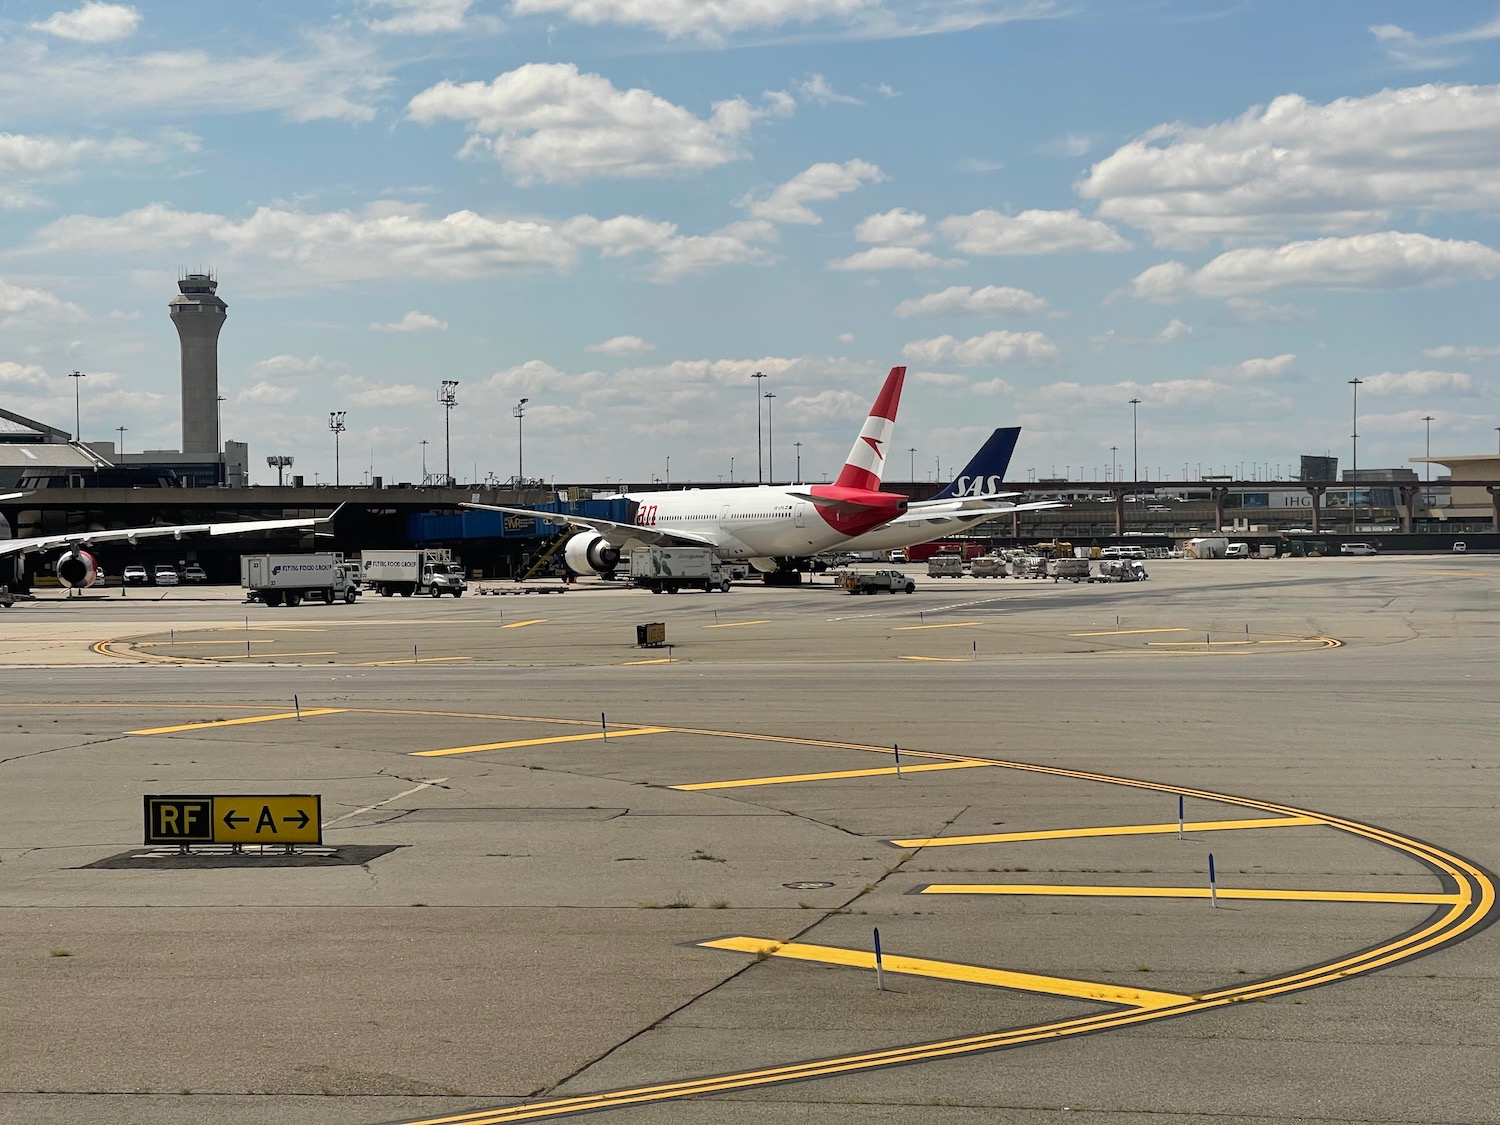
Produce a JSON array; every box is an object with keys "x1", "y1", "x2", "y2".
[
  {"x1": 360, "y1": 549, "x2": 467, "y2": 597},
  {"x1": 628, "y1": 547, "x2": 730, "y2": 593},
  {"x1": 241, "y1": 553, "x2": 360, "y2": 607}
]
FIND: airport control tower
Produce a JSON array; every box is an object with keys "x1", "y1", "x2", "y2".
[{"x1": 169, "y1": 273, "x2": 226, "y2": 458}]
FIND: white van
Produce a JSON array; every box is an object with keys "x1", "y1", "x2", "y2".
[{"x1": 1224, "y1": 542, "x2": 1250, "y2": 559}]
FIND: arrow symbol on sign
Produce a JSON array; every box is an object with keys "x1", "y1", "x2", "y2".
[
  {"x1": 283, "y1": 810, "x2": 310, "y2": 829},
  {"x1": 222, "y1": 809, "x2": 248, "y2": 829}
]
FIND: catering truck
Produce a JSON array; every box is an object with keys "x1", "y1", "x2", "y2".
[
  {"x1": 360, "y1": 549, "x2": 467, "y2": 597},
  {"x1": 628, "y1": 546, "x2": 731, "y2": 593},
  {"x1": 241, "y1": 553, "x2": 360, "y2": 607}
]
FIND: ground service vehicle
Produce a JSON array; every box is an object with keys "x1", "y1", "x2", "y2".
[
  {"x1": 1340, "y1": 542, "x2": 1377, "y2": 556},
  {"x1": 629, "y1": 547, "x2": 731, "y2": 593},
  {"x1": 969, "y1": 555, "x2": 1006, "y2": 578},
  {"x1": 1048, "y1": 558, "x2": 1091, "y2": 582},
  {"x1": 123, "y1": 564, "x2": 148, "y2": 585},
  {"x1": 361, "y1": 549, "x2": 467, "y2": 597},
  {"x1": 153, "y1": 565, "x2": 180, "y2": 586},
  {"x1": 926, "y1": 554, "x2": 964, "y2": 577},
  {"x1": 183, "y1": 564, "x2": 207, "y2": 583},
  {"x1": 241, "y1": 553, "x2": 360, "y2": 606},
  {"x1": 838, "y1": 569, "x2": 916, "y2": 594}
]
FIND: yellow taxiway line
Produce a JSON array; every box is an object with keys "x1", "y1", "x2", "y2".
[
  {"x1": 697, "y1": 936, "x2": 1189, "y2": 1009},
  {"x1": 622, "y1": 657, "x2": 672, "y2": 665},
  {"x1": 135, "y1": 639, "x2": 276, "y2": 646},
  {"x1": 210, "y1": 651, "x2": 339, "y2": 660},
  {"x1": 502, "y1": 619, "x2": 547, "y2": 629},
  {"x1": 890, "y1": 815, "x2": 1320, "y2": 848},
  {"x1": 704, "y1": 620, "x2": 769, "y2": 629},
  {"x1": 1070, "y1": 627, "x2": 1190, "y2": 637},
  {"x1": 672, "y1": 761, "x2": 993, "y2": 791},
  {"x1": 893, "y1": 621, "x2": 981, "y2": 631},
  {"x1": 127, "y1": 709, "x2": 347, "y2": 735},
  {"x1": 357, "y1": 655, "x2": 474, "y2": 666},
  {"x1": 916, "y1": 884, "x2": 1461, "y2": 905},
  {"x1": 898, "y1": 655, "x2": 967, "y2": 662},
  {"x1": 412, "y1": 727, "x2": 670, "y2": 757}
]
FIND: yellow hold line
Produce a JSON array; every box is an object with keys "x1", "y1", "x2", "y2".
[
  {"x1": 1070, "y1": 627, "x2": 1189, "y2": 637},
  {"x1": 899, "y1": 656, "x2": 967, "y2": 662},
  {"x1": 413, "y1": 727, "x2": 670, "y2": 757},
  {"x1": 697, "y1": 936, "x2": 1189, "y2": 1009},
  {"x1": 673, "y1": 761, "x2": 992, "y2": 791},
  {"x1": 704, "y1": 620, "x2": 769, "y2": 629},
  {"x1": 357, "y1": 655, "x2": 473, "y2": 666},
  {"x1": 917, "y1": 884, "x2": 1462, "y2": 905},
  {"x1": 891, "y1": 816, "x2": 1320, "y2": 849},
  {"x1": 622, "y1": 658, "x2": 672, "y2": 665},
  {"x1": 502, "y1": 619, "x2": 547, "y2": 629},
  {"x1": 128, "y1": 708, "x2": 346, "y2": 735},
  {"x1": 893, "y1": 621, "x2": 982, "y2": 631},
  {"x1": 136, "y1": 639, "x2": 276, "y2": 646}
]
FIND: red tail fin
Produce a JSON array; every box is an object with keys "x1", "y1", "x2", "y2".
[{"x1": 835, "y1": 366, "x2": 905, "y2": 490}]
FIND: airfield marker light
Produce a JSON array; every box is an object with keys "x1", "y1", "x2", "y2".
[
  {"x1": 414, "y1": 645, "x2": 419, "y2": 664},
  {"x1": 873, "y1": 928, "x2": 885, "y2": 991},
  {"x1": 601, "y1": 712, "x2": 607, "y2": 742},
  {"x1": 972, "y1": 640, "x2": 977, "y2": 660},
  {"x1": 893, "y1": 744, "x2": 902, "y2": 779},
  {"x1": 170, "y1": 628, "x2": 174, "y2": 644},
  {"x1": 667, "y1": 645, "x2": 673, "y2": 662},
  {"x1": 1178, "y1": 795, "x2": 1184, "y2": 840},
  {"x1": 1208, "y1": 853, "x2": 1218, "y2": 908},
  {"x1": 294, "y1": 695, "x2": 301, "y2": 721},
  {"x1": 246, "y1": 637, "x2": 250, "y2": 658}
]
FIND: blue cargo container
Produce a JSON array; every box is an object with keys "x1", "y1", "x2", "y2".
[{"x1": 407, "y1": 498, "x2": 633, "y2": 544}]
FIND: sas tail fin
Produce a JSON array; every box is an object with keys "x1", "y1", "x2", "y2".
[
  {"x1": 932, "y1": 427, "x2": 1021, "y2": 499},
  {"x1": 834, "y1": 365, "x2": 905, "y2": 491}
]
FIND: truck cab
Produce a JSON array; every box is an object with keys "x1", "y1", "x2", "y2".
[{"x1": 424, "y1": 560, "x2": 467, "y2": 597}]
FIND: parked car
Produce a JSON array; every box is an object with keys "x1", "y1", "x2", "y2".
[
  {"x1": 1452, "y1": 542, "x2": 1467, "y2": 554},
  {"x1": 123, "y1": 564, "x2": 149, "y2": 585},
  {"x1": 1340, "y1": 543, "x2": 1377, "y2": 556},
  {"x1": 1101, "y1": 546, "x2": 1148, "y2": 559},
  {"x1": 889, "y1": 549, "x2": 908, "y2": 563},
  {"x1": 183, "y1": 564, "x2": 208, "y2": 583},
  {"x1": 153, "y1": 565, "x2": 180, "y2": 585}
]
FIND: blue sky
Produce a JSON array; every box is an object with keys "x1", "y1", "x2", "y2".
[{"x1": 1, "y1": 1, "x2": 1497, "y2": 485}]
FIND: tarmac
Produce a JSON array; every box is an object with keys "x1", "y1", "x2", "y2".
[{"x1": 1, "y1": 555, "x2": 1497, "y2": 1125}]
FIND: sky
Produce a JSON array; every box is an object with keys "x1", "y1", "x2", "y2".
[{"x1": 0, "y1": 1, "x2": 1498, "y2": 487}]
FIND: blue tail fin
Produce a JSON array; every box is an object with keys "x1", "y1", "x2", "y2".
[{"x1": 932, "y1": 427, "x2": 1021, "y2": 499}]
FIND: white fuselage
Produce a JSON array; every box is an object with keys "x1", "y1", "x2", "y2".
[{"x1": 619, "y1": 486, "x2": 875, "y2": 560}]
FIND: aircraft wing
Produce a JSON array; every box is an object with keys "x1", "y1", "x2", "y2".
[
  {"x1": 0, "y1": 492, "x2": 22, "y2": 502},
  {"x1": 908, "y1": 493, "x2": 1023, "y2": 513},
  {"x1": 0, "y1": 507, "x2": 341, "y2": 559},
  {"x1": 879, "y1": 500, "x2": 1064, "y2": 528},
  {"x1": 784, "y1": 490, "x2": 897, "y2": 514},
  {"x1": 459, "y1": 503, "x2": 717, "y2": 549}
]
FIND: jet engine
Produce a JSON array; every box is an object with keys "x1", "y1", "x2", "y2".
[
  {"x1": 563, "y1": 531, "x2": 622, "y2": 576},
  {"x1": 56, "y1": 548, "x2": 100, "y2": 589}
]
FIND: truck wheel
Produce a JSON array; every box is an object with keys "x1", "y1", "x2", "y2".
[
  {"x1": 400, "y1": 589, "x2": 412, "y2": 597},
  {"x1": 430, "y1": 585, "x2": 442, "y2": 597},
  {"x1": 344, "y1": 588, "x2": 357, "y2": 604},
  {"x1": 666, "y1": 584, "x2": 679, "y2": 594},
  {"x1": 263, "y1": 591, "x2": 283, "y2": 607},
  {"x1": 719, "y1": 580, "x2": 731, "y2": 593},
  {"x1": 905, "y1": 584, "x2": 916, "y2": 593},
  {"x1": 452, "y1": 590, "x2": 463, "y2": 598},
  {"x1": 380, "y1": 588, "x2": 393, "y2": 597},
  {"x1": 651, "y1": 586, "x2": 663, "y2": 593},
  {"x1": 285, "y1": 592, "x2": 302, "y2": 607}
]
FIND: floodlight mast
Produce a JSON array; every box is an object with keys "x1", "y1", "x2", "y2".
[{"x1": 438, "y1": 381, "x2": 459, "y2": 486}]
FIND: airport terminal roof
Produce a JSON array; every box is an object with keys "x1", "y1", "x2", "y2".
[
  {"x1": 0, "y1": 444, "x2": 101, "y2": 468},
  {"x1": 0, "y1": 408, "x2": 68, "y2": 443}
]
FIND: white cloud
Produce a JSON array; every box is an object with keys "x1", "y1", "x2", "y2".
[
  {"x1": 1370, "y1": 15, "x2": 1500, "y2": 69},
  {"x1": 1079, "y1": 83, "x2": 1500, "y2": 247},
  {"x1": 939, "y1": 208, "x2": 1129, "y2": 255},
  {"x1": 1130, "y1": 232, "x2": 1500, "y2": 301},
  {"x1": 407, "y1": 63, "x2": 792, "y2": 184},
  {"x1": 0, "y1": 276, "x2": 86, "y2": 326},
  {"x1": 784, "y1": 387, "x2": 866, "y2": 422},
  {"x1": 1359, "y1": 369, "x2": 1474, "y2": 396},
  {"x1": 508, "y1": 0, "x2": 1060, "y2": 44},
  {"x1": 854, "y1": 207, "x2": 929, "y2": 245},
  {"x1": 370, "y1": 310, "x2": 448, "y2": 333},
  {"x1": 29, "y1": 202, "x2": 579, "y2": 287},
  {"x1": 1212, "y1": 353, "x2": 1296, "y2": 379},
  {"x1": 972, "y1": 377, "x2": 1014, "y2": 395},
  {"x1": 587, "y1": 334, "x2": 655, "y2": 355},
  {"x1": 741, "y1": 159, "x2": 885, "y2": 224},
  {"x1": 894, "y1": 285, "x2": 1048, "y2": 317},
  {"x1": 0, "y1": 360, "x2": 51, "y2": 388},
  {"x1": 563, "y1": 213, "x2": 779, "y2": 281},
  {"x1": 1423, "y1": 343, "x2": 1500, "y2": 359},
  {"x1": 237, "y1": 380, "x2": 299, "y2": 405},
  {"x1": 914, "y1": 370, "x2": 967, "y2": 387},
  {"x1": 31, "y1": 3, "x2": 140, "y2": 42},
  {"x1": 902, "y1": 330, "x2": 1059, "y2": 366},
  {"x1": 1224, "y1": 296, "x2": 1310, "y2": 323},
  {"x1": 0, "y1": 130, "x2": 197, "y2": 186},
  {"x1": 1036, "y1": 378, "x2": 1223, "y2": 408},
  {"x1": 1152, "y1": 318, "x2": 1193, "y2": 343},
  {"x1": 827, "y1": 246, "x2": 963, "y2": 271},
  {"x1": 1037, "y1": 132, "x2": 1094, "y2": 158},
  {"x1": 0, "y1": 37, "x2": 388, "y2": 123},
  {"x1": 836, "y1": 331, "x2": 855, "y2": 343},
  {"x1": 368, "y1": 0, "x2": 479, "y2": 34},
  {"x1": 337, "y1": 373, "x2": 427, "y2": 407},
  {"x1": 794, "y1": 73, "x2": 861, "y2": 105},
  {"x1": 251, "y1": 354, "x2": 349, "y2": 379}
]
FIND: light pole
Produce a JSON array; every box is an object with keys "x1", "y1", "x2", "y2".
[
  {"x1": 665, "y1": 455, "x2": 670, "y2": 486},
  {"x1": 752, "y1": 370, "x2": 766, "y2": 483},
  {"x1": 115, "y1": 425, "x2": 126, "y2": 457},
  {"x1": 329, "y1": 411, "x2": 346, "y2": 485},
  {"x1": 438, "y1": 380, "x2": 459, "y2": 486},
  {"x1": 764, "y1": 392, "x2": 776, "y2": 482},
  {"x1": 729, "y1": 455, "x2": 734, "y2": 484},
  {"x1": 1110, "y1": 445, "x2": 1118, "y2": 482},
  {"x1": 266, "y1": 455, "x2": 293, "y2": 486},
  {"x1": 514, "y1": 397, "x2": 529, "y2": 482},
  {"x1": 1421, "y1": 415, "x2": 1434, "y2": 484},
  {"x1": 1129, "y1": 398, "x2": 1142, "y2": 482},
  {"x1": 794, "y1": 441, "x2": 802, "y2": 482},
  {"x1": 69, "y1": 370, "x2": 85, "y2": 441},
  {"x1": 1348, "y1": 378, "x2": 1362, "y2": 531},
  {"x1": 908, "y1": 446, "x2": 917, "y2": 482},
  {"x1": 420, "y1": 439, "x2": 428, "y2": 483}
]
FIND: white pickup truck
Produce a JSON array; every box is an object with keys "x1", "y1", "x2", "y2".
[{"x1": 837, "y1": 569, "x2": 916, "y2": 595}]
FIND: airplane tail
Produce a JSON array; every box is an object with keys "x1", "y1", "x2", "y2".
[
  {"x1": 834, "y1": 365, "x2": 905, "y2": 491},
  {"x1": 931, "y1": 427, "x2": 1021, "y2": 499}
]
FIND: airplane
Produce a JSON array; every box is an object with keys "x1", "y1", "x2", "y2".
[
  {"x1": 828, "y1": 427, "x2": 1064, "y2": 556},
  {"x1": 462, "y1": 366, "x2": 913, "y2": 584},
  {"x1": 0, "y1": 500, "x2": 341, "y2": 597}
]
